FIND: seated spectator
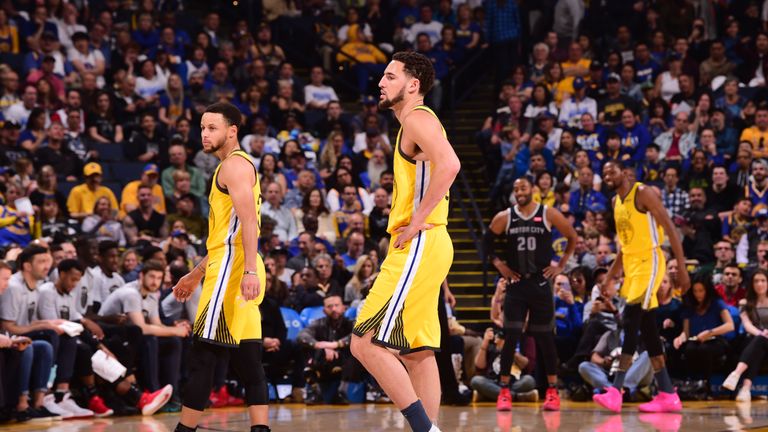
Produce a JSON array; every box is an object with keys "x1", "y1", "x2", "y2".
[
  {"x1": 126, "y1": 114, "x2": 168, "y2": 165},
  {"x1": 161, "y1": 142, "x2": 206, "y2": 199},
  {"x1": 87, "y1": 91, "x2": 124, "y2": 145},
  {"x1": 0, "y1": 183, "x2": 34, "y2": 247},
  {"x1": 746, "y1": 158, "x2": 768, "y2": 213},
  {"x1": 262, "y1": 181, "x2": 298, "y2": 244},
  {"x1": 303, "y1": 254, "x2": 344, "y2": 308},
  {"x1": 722, "y1": 270, "x2": 768, "y2": 402},
  {"x1": 37, "y1": 259, "x2": 113, "y2": 418},
  {"x1": 123, "y1": 184, "x2": 168, "y2": 247},
  {"x1": 715, "y1": 264, "x2": 745, "y2": 307},
  {"x1": 723, "y1": 197, "x2": 752, "y2": 244},
  {"x1": 315, "y1": 101, "x2": 353, "y2": 142},
  {"x1": 98, "y1": 260, "x2": 187, "y2": 398},
  {"x1": 554, "y1": 274, "x2": 584, "y2": 363},
  {"x1": 327, "y1": 167, "x2": 372, "y2": 215},
  {"x1": 0, "y1": 250, "x2": 60, "y2": 422},
  {"x1": 17, "y1": 108, "x2": 47, "y2": 154},
  {"x1": 672, "y1": 278, "x2": 734, "y2": 390},
  {"x1": 120, "y1": 249, "x2": 140, "y2": 283},
  {"x1": 294, "y1": 189, "x2": 337, "y2": 244},
  {"x1": 558, "y1": 77, "x2": 597, "y2": 128},
  {"x1": 739, "y1": 211, "x2": 768, "y2": 264},
  {"x1": 297, "y1": 294, "x2": 358, "y2": 404},
  {"x1": 337, "y1": 26, "x2": 387, "y2": 96},
  {"x1": 81, "y1": 197, "x2": 126, "y2": 247},
  {"x1": 287, "y1": 232, "x2": 316, "y2": 272},
  {"x1": 135, "y1": 60, "x2": 165, "y2": 103},
  {"x1": 578, "y1": 328, "x2": 653, "y2": 401},
  {"x1": 698, "y1": 239, "x2": 735, "y2": 285},
  {"x1": 120, "y1": 164, "x2": 166, "y2": 218},
  {"x1": 166, "y1": 193, "x2": 206, "y2": 241},
  {"x1": 469, "y1": 327, "x2": 538, "y2": 403},
  {"x1": 341, "y1": 232, "x2": 366, "y2": 271},
  {"x1": 344, "y1": 255, "x2": 376, "y2": 307},
  {"x1": 285, "y1": 170, "x2": 318, "y2": 211},
  {"x1": 5, "y1": 85, "x2": 37, "y2": 130},
  {"x1": 258, "y1": 154, "x2": 288, "y2": 196},
  {"x1": 304, "y1": 66, "x2": 339, "y2": 113},
  {"x1": 157, "y1": 74, "x2": 191, "y2": 129},
  {"x1": 352, "y1": 114, "x2": 391, "y2": 155},
  {"x1": 90, "y1": 241, "x2": 127, "y2": 302},
  {"x1": 598, "y1": 73, "x2": 637, "y2": 125},
  {"x1": 568, "y1": 166, "x2": 606, "y2": 226},
  {"x1": 34, "y1": 122, "x2": 81, "y2": 180},
  {"x1": 34, "y1": 195, "x2": 79, "y2": 244},
  {"x1": 68, "y1": 32, "x2": 105, "y2": 88}
]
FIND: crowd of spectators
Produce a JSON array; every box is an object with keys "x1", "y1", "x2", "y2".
[
  {"x1": 0, "y1": 0, "x2": 493, "y2": 423},
  {"x1": 476, "y1": 0, "x2": 768, "y2": 406},
  {"x1": 6, "y1": 0, "x2": 768, "y2": 425}
]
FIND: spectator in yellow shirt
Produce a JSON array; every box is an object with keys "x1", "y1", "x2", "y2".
[
  {"x1": 66, "y1": 162, "x2": 119, "y2": 220},
  {"x1": 740, "y1": 106, "x2": 768, "y2": 159},
  {"x1": 119, "y1": 163, "x2": 166, "y2": 218},
  {"x1": 561, "y1": 42, "x2": 590, "y2": 80},
  {"x1": 337, "y1": 25, "x2": 388, "y2": 95}
]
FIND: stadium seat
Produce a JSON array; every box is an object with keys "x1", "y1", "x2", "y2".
[
  {"x1": 108, "y1": 162, "x2": 145, "y2": 182},
  {"x1": 102, "y1": 181, "x2": 123, "y2": 198},
  {"x1": 97, "y1": 143, "x2": 125, "y2": 162},
  {"x1": 280, "y1": 307, "x2": 304, "y2": 341},
  {"x1": 299, "y1": 306, "x2": 325, "y2": 327},
  {"x1": 344, "y1": 306, "x2": 358, "y2": 321}
]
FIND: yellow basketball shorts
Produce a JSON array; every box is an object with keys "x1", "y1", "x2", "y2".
[
  {"x1": 621, "y1": 247, "x2": 666, "y2": 310},
  {"x1": 193, "y1": 244, "x2": 266, "y2": 347},
  {"x1": 353, "y1": 225, "x2": 453, "y2": 354}
]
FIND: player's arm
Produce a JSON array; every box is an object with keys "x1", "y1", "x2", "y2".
[
  {"x1": 484, "y1": 209, "x2": 520, "y2": 281},
  {"x1": 173, "y1": 255, "x2": 208, "y2": 302},
  {"x1": 393, "y1": 111, "x2": 461, "y2": 248},
  {"x1": 543, "y1": 206, "x2": 578, "y2": 278},
  {"x1": 218, "y1": 156, "x2": 261, "y2": 300},
  {"x1": 636, "y1": 185, "x2": 691, "y2": 293}
]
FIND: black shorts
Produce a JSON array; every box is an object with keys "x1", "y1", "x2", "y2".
[{"x1": 503, "y1": 274, "x2": 555, "y2": 333}]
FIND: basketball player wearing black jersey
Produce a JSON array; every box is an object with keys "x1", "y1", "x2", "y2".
[{"x1": 483, "y1": 177, "x2": 577, "y2": 412}]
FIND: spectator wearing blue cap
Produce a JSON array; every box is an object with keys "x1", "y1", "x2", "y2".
[{"x1": 558, "y1": 76, "x2": 597, "y2": 128}]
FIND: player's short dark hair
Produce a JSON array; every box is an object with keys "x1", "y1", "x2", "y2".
[
  {"x1": 392, "y1": 51, "x2": 435, "y2": 96},
  {"x1": 204, "y1": 102, "x2": 243, "y2": 130},
  {"x1": 141, "y1": 259, "x2": 165, "y2": 275},
  {"x1": 604, "y1": 159, "x2": 625, "y2": 170},
  {"x1": 98, "y1": 240, "x2": 119, "y2": 256},
  {"x1": 17, "y1": 245, "x2": 49, "y2": 267},
  {"x1": 58, "y1": 259, "x2": 84, "y2": 275},
  {"x1": 514, "y1": 176, "x2": 533, "y2": 186}
]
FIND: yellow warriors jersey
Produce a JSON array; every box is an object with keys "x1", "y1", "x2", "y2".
[
  {"x1": 613, "y1": 182, "x2": 665, "y2": 256},
  {"x1": 387, "y1": 105, "x2": 450, "y2": 233},
  {"x1": 193, "y1": 149, "x2": 266, "y2": 346}
]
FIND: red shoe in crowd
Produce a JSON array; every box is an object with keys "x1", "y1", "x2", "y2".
[
  {"x1": 88, "y1": 395, "x2": 114, "y2": 418},
  {"x1": 209, "y1": 389, "x2": 227, "y2": 408},
  {"x1": 219, "y1": 386, "x2": 244, "y2": 406},
  {"x1": 496, "y1": 387, "x2": 512, "y2": 412},
  {"x1": 138, "y1": 385, "x2": 173, "y2": 415},
  {"x1": 542, "y1": 387, "x2": 560, "y2": 411}
]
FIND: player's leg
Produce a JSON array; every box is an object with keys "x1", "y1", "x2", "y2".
[
  {"x1": 229, "y1": 341, "x2": 269, "y2": 431},
  {"x1": 615, "y1": 302, "x2": 643, "y2": 389},
  {"x1": 527, "y1": 280, "x2": 560, "y2": 410},
  {"x1": 400, "y1": 349, "x2": 440, "y2": 421},
  {"x1": 351, "y1": 331, "x2": 419, "y2": 406},
  {"x1": 175, "y1": 341, "x2": 225, "y2": 431},
  {"x1": 499, "y1": 284, "x2": 528, "y2": 387},
  {"x1": 637, "y1": 308, "x2": 682, "y2": 412}
]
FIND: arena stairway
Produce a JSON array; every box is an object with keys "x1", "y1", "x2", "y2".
[{"x1": 444, "y1": 78, "x2": 497, "y2": 328}]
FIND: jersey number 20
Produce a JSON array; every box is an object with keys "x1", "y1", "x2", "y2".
[{"x1": 517, "y1": 236, "x2": 536, "y2": 251}]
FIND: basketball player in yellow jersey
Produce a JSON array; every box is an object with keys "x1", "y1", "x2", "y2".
[
  {"x1": 351, "y1": 52, "x2": 460, "y2": 432},
  {"x1": 171, "y1": 102, "x2": 270, "y2": 432},
  {"x1": 594, "y1": 160, "x2": 690, "y2": 414}
]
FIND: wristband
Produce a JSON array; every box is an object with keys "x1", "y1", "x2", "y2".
[{"x1": 244, "y1": 270, "x2": 258, "y2": 276}]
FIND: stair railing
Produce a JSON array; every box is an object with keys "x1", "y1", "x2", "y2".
[{"x1": 446, "y1": 47, "x2": 493, "y2": 304}]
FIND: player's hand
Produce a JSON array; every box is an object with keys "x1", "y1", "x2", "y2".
[
  {"x1": 677, "y1": 267, "x2": 691, "y2": 294},
  {"x1": 0, "y1": 334, "x2": 12, "y2": 348},
  {"x1": 264, "y1": 337, "x2": 281, "y2": 352},
  {"x1": 496, "y1": 262, "x2": 521, "y2": 283},
  {"x1": 173, "y1": 274, "x2": 199, "y2": 303},
  {"x1": 393, "y1": 222, "x2": 434, "y2": 249},
  {"x1": 483, "y1": 328, "x2": 494, "y2": 343},
  {"x1": 543, "y1": 264, "x2": 565, "y2": 279},
  {"x1": 241, "y1": 273, "x2": 261, "y2": 301}
]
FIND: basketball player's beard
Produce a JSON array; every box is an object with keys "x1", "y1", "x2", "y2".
[
  {"x1": 516, "y1": 194, "x2": 531, "y2": 207},
  {"x1": 379, "y1": 87, "x2": 405, "y2": 110},
  {"x1": 203, "y1": 137, "x2": 226, "y2": 154}
]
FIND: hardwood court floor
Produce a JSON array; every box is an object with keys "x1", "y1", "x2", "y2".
[{"x1": 5, "y1": 400, "x2": 768, "y2": 431}]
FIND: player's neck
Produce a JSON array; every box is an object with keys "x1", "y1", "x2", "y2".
[
  {"x1": 215, "y1": 141, "x2": 240, "y2": 161},
  {"x1": 393, "y1": 97, "x2": 425, "y2": 123},
  {"x1": 516, "y1": 202, "x2": 537, "y2": 216},
  {"x1": 617, "y1": 181, "x2": 633, "y2": 199}
]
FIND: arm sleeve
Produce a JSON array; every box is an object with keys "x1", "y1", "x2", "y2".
[{"x1": 297, "y1": 322, "x2": 319, "y2": 347}]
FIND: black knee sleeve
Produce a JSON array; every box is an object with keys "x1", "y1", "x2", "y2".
[
  {"x1": 621, "y1": 303, "x2": 643, "y2": 357},
  {"x1": 531, "y1": 331, "x2": 558, "y2": 376},
  {"x1": 232, "y1": 342, "x2": 268, "y2": 406},
  {"x1": 182, "y1": 340, "x2": 222, "y2": 411},
  {"x1": 641, "y1": 309, "x2": 664, "y2": 357}
]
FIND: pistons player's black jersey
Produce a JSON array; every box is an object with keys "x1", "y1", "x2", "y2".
[{"x1": 505, "y1": 204, "x2": 552, "y2": 275}]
